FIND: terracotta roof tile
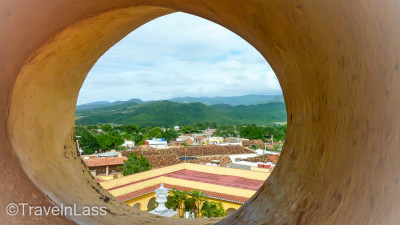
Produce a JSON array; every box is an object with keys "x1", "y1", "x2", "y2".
[
  {"x1": 84, "y1": 156, "x2": 127, "y2": 167},
  {"x1": 117, "y1": 183, "x2": 250, "y2": 203},
  {"x1": 242, "y1": 139, "x2": 265, "y2": 147},
  {"x1": 183, "y1": 138, "x2": 195, "y2": 145}
]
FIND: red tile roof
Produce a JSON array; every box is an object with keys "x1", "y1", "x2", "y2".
[
  {"x1": 244, "y1": 154, "x2": 280, "y2": 164},
  {"x1": 196, "y1": 136, "x2": 207, "y2": 140},
  {"x1": 242, "y1": 139, "x2": 265, "y2": 147},
  {"x1": 107, "y1": 169, "x2": 264, "y2": 192},
  {"x1": 183, "y1": 138, "x2": 195, "y2": 145},
  {"x1": 84, "y1": 156, "x2": 127, "y2": 167},
  {"x1": 117, "y1": 183, "x2": 250, "y2": 203},
  {"x1": 164, "y1": 169, "x2": 263, "y2": 190}
]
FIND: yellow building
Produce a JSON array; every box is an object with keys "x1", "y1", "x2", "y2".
[
  {"x1": 208, "y1": 137, "x2": 225, "y2": 145},
  {"x1": 100, "y1": 163, "x2": 270, "y2": 215}
]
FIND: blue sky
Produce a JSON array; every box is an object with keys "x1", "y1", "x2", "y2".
[{"x1": 77, "y1": 12, "x2": 281, "y2": 105}]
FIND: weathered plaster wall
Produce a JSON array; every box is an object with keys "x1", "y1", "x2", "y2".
[{"x1": 1, "y1": 1, "x2": 400, "y2": 224}]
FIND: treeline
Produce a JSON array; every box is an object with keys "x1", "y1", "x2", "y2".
[
  {"x1": 75, "y1": 122, "x2": 286, "y2": 155},
  {"x1": 75, "y1": 100, "x2": 287, "y2": 126}
]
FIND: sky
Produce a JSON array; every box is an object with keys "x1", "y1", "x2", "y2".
[{"x1": 77, "y1": 12, "x2": 282, "y2": 105}]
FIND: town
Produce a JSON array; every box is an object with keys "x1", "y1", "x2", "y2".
[{"x1": 78, "y1": 123, "x2": 285, "y2": 218}]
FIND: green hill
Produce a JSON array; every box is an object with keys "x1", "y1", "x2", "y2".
[
  {"x1": 75, "y1": 100, "x2": 286, "y2": 126},
  {"x1": 169, "y1": 94, "x2": 284, "y2": 106},
  {"x1": 76, "y1": 94, "x2": 285, "y2": 111}
]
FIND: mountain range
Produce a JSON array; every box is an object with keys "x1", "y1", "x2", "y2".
[
  {"x1": 76, "y1": 94, "x2": 284, "y2": 111},
  {"x1": 75, "y1": 99, "x2": 286, "y2": 126}
]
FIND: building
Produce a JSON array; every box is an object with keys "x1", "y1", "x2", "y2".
[
  {"x1": 208, "y1": 137, "x2": 224, "y2": 145},
  {"x1": 204, "y1": 128, "x2": 216, "y2": 137},
  {"x1": 168, "y1": 140, "x2": 181, "y2": 146},
  {"x1": 182, "y1": 138, "x2": 195, "y2": 146},
  {"x1": 228, "y1": 153, "x2": 258, "y2": 162},
  {"x1": 100, "y1": 163, "x2": 270, "y2": 213},
  {"x1": 225, "y1": 137, "x2": 246, "y2": 144},
  {"x1": 242, "y1": 139, "x2": 265, "y2": 148},
  {"x1": 173, "y1": 126, "x2": 180, "y2": 131},
  {"x1": 121, "y1": 140, "x2": 135, "y2": 149},
  {"x1": 176, "y1": 135, "x2": 194, "y2": 142},
  {"x1": 84, "y1": 156, "x2": 127, "y2": 177},
  {"x1": 98, "y1": 151, "x2": 120, "y2": 158},
  {"x1": 144, "y1": 138, "x2": 168, "y2": 148},
  {"x1": 194, "y1": 136, "x2": 208, "y2": 145}
]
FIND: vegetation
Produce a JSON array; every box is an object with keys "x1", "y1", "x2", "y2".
[
  {"x1": 238, "y1": 124, "x2": 287, "y2": 142},
  {"x1": 213, "y1": 125, "x2": 236, "y2": 137},
  {"x1": 165, "y1": 188, "x2": 226, "y2": 218},
  {"x1": 75, "y1": 123, "x2": 286, "y2": 153},
  {"x1": 75, "y1": 126, "x2": 100, "y2": 154},
  {"x1": 75, "y1": 100, "x2": 286, "y2": 126},
  {"x1": 76, "y1": 94, "x2": 284, "y2": 111},
  {"x1": 121, "y1": 153, "x2": 152, "y2": 176},
  {"x1": 202, "y1": 200, "x2": 226, "y2": 218},
  {"x1": 96, "y1": 129, "x2": 124, "y2": 150}
]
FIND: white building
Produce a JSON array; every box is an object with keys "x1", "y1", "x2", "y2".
[
  {"x1": 176, "y1": 135, "x2": 194, "y2": 142},
  {"x1": 144, "y1": 138, "x2": 168, "y2": 148},
  {"x1": 121, "y1": 140, "x2": 135, "y2": 149}
]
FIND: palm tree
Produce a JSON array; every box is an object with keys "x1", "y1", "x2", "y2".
[
  {"x1": 165, "y1": 188, "x2": 187, "y2": 218},
  {"x1": 188, "y1": 190, "x2": 207, "y2": 218},
  {"x1": 201, "y1": 200, "x2": 226, "y2": 218}
]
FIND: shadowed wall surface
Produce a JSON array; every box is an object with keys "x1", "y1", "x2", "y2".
[{"x1": 1, "y1": 0, "x2": 400, "y2": 224}]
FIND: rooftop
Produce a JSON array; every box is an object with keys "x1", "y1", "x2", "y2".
[
  {"x1": 101, "y1": 163, "x2": 270, "y2": 204},
  {"x1": 84, "y1": 156, "x2": 127, "y2": 167}
]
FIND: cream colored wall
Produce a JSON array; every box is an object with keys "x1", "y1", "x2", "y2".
[
  {"x1": 251, "y1": 167, "x2": 273, "y2": 173},
  {"x1": 123, "y1": 192, "x2": 243, "y2": 212},
  {"x1": 124, "y1": 192, "x2": 156, "y2": 211}
]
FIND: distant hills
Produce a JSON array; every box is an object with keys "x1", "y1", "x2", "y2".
[
  {"x1": 76, "y1": 94, "x2": 284, "y2": 111},
  {"x1": 75, "y1": 100, "x2": 287, "y2": 126},
  {"x1": 168, "y1": 94, "x2": 284, "y2": 106},
  {"x1": 76, "y1": 98, "x2": 144, "y2": 111}
]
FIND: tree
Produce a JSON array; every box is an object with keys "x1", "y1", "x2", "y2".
[
  {"x1": 121, "y1": 124, "x2": 140, "y2": 134},
  {"x1": 214, "y1": 125, "x2": 236, "y2": 137},
  {"x1": 165, "y1": 188, "x2": 188, "y2": 218},
  {"x1": 96, "y1": 130, "x2": 124, "y2": 150},
  {"x1": 121, "y1": 153, "x2": 152, "y2": 176},
  {"x1": 181, "y1": 125, "x2": 199, "y2": 134},
  {"x1": 189, "y1": 190, "x2": 207, "y2": 218},
  {"x1": 147, "y1": 127, "x2": 164, "y2": 139},
  {"x1": 264, "y1": 124, "x2": 287, "y2": 141},
  {"x1": 272, "y1": 143, "x2": 283, "y2": 152},
  {"x1": 75, "y1": 126, "x2": 99, "y2": 154},
  {"x1": 101, "y1": 124, "x2": 113, "y2": 132},
  {"x1": 165, "y1": 189, "x2": 226, "y2": 218},
  {"x1": 162, "y1": 129, "x2": 179, "y2": 142},
  {"x1": 131, "y1": 133, "x2": 143, "y2": 145},
  {"x1": 202, "y1": 200, "x2": 226, "y2": 218},
  {"x1": 239, "y1": 124, "x2": 266, "y2": 140}
]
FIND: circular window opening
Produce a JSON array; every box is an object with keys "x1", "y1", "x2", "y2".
[{"x1": 76, "y1": 12, "x2": 286, "y2": 219}]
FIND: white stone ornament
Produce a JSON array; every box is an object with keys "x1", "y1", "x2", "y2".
[{"x1": 149, "y1": 183, "x2": 177, "y2": 217}]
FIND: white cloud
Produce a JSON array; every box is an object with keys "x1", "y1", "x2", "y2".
[{"x1": 77, "y1": 12, "x2": 281, "y2": 105}]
